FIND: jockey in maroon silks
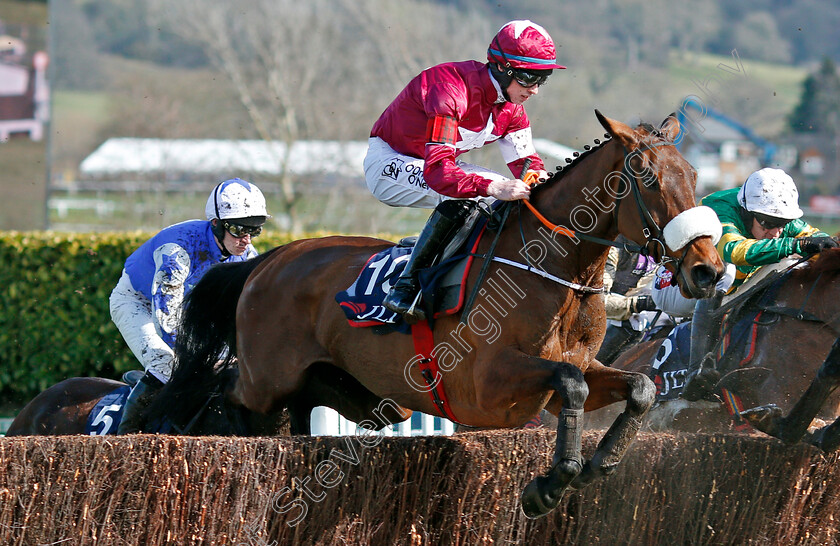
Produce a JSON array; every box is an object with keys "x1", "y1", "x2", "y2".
[{"x1": 364, "y1": 20, "x2": 565, "y2": 321}]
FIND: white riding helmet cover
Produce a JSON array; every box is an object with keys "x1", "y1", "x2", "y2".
[
  {"x1": 205, "y1": 178, "x2": 268, "y2": 225},
  {"x1": 737, "y1": 168, "x2": 803, "y2": 220}
]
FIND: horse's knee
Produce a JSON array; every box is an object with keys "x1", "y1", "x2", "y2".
[
  {"x1": 625, "y1": 373, "x2": 656, "y2": 416},
  {"x1": 552, "y1": 363, "x2": 588, "y2": 409}
]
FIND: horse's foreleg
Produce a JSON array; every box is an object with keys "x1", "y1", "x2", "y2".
[
  {"x1": 287, "y1": 399, "x2": 313, "y2": 435},
  {"x1": 744, "y1": 337, "x2": 840, "y2": 444},
  {"x1": 806, "y1": 416, "x2": 840, "y2": 452},
  {"x1": 520, "y1": 361, "x2": 589, "y2": 519},
  {"x1": 571, "y1": 365, "x2": 655, "y2": 490}
]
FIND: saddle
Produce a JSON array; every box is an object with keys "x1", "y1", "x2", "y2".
[{"x1": 335, "y1": 208, "x2": 488, "y2": 333}]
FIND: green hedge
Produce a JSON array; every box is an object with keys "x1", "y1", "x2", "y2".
[{"x1": 0, "y1": 230, "x2": 359, "y2": 406}]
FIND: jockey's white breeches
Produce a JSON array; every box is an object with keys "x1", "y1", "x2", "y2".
[
  {"x1": 109, "y1": 270, "x2": 172, "y2": 383},
  {"x1": 363, "y1": 137, "x2": 506, "y2": 209}
]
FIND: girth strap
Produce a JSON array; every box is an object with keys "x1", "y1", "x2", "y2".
[{"x1": 410, "y1": 320, "x2": 460, "y2": 424}]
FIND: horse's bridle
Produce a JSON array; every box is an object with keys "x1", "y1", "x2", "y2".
[
  {"x1": 461, "y1": 137, "x2": 693, "y2": 322},
  {"x1": 522, "y1": 138, "x2": 689, "y2": 273}
]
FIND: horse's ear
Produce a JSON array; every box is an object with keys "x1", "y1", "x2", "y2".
[
  {"x1": 659, "y1": 113, "x2": 681, "y2": 143},
  {"x1": 595, "y1": 109, "x2": 637, "y2": 148}
]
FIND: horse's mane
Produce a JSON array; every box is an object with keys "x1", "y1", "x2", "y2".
[
  {"x1": 531, "y1": 134, "x2": 610, "y2": 196},
  {"x1": 532, "y1": 120, "x2": 665, "y2": 197},
  {"x1": 790, "y1": 247, "x2": 840, "y2": 282}
]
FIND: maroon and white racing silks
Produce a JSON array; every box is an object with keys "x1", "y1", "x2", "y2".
[{"x1": 369, "y1": 60, "x2": 543, "y2": 199}]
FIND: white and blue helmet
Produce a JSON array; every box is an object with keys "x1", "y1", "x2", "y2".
[{"x1": 205, "y1": 178, "x2": 268, "y2": 226}]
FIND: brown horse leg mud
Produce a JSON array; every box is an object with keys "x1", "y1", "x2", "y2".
[
  {"x1": 744, "y1": 337, "x2": 840, "y2": 448},
  {"x1": 571, "y1": 365, "x2": 656, "y2": 489},
  {"x1": 472, "y1": 350, "x2": 654, "y2": 519}
]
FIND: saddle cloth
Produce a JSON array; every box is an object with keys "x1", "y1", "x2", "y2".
[
  {"x1": 85, "y1": 386, "x2": 131, "y2": 435},
  {"x1": 335, "y1": 221, "x2": 486, "y2": 333},
  {"x1": 85, "y1": 383, "x2": 173, "y2": 435},
  {"x1": 649, "y1": 310, "x2": 762, "y2": 401}
]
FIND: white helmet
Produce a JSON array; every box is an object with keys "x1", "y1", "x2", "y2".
[
  {"x1": 737, "y1": 168, "x2": 803, "y2": 220},
  {"x1": 205, "y1": 178, "x2": 268, "y2": 226}
]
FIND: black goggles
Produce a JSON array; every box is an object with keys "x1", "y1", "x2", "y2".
[
  {"x1": 512, "y1": 69, "x2": 549, "y2": 88},
  {"x1": 753, "y1": 213, "x2": 789, "y2": 230},
  {"x1": 223, "y1": 221, "x2": 262, "y2": 238}
]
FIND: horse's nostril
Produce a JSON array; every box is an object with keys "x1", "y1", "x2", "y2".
[{"x1": 691, "y1": 264, "x2": 720, "y2": 289}]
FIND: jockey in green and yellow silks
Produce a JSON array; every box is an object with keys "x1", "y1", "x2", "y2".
[
  {"x1": 682, "y1": 168, "x2": 838, "y2": 401},
  {"x1": 701, "y1": 187, "x2": 830, "y2": 291}
]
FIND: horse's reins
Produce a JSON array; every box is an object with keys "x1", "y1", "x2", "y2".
[
  {"x1": 460, "y1": 138, "x2": 680, "y2": 322},
  {"x1": 517, "y1": 139, "x2": 691, "y2": 281},
  {"x1": 459, "y1": 159, "x2": 529, "y2": 323},
  {"x1": 708, "y1": 257, "x2": 836, "y2": 364}
]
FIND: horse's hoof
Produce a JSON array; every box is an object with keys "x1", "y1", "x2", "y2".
[
  {"x1": 741, "y1": 404, "x2": 783, "y2": 435},
  {"x1": 681, "y1": 367, "x2": 721, "y2": 401},
  {"x1": 520, "y1": 459, "x2": 581, "y2": 518},
  {"x1": 569, "y1": 460, "x2": 614, "y2": 491},
  {"x1": 521, "y1": 477, "x2": 557, "y2": 519}
]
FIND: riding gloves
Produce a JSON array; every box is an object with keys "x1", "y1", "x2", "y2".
[
  {"x1": 797, "y1": 236, "x2": 839, "y2": 255},
  {"x1": 630, "y1": 295, "x2": 657, "y2": 314}
]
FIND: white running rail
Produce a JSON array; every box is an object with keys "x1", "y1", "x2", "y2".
[{"x1": 310, "y1": 407, "x2": 455, "y2": 436}]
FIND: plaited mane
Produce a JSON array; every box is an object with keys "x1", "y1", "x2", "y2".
[{"x1": 533, "y1": 121, "x2": 666, "y2": 197}]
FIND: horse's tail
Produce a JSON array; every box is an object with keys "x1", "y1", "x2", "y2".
[{"x1": 144, "y1": 247, "x2": 282, "y2": 427}]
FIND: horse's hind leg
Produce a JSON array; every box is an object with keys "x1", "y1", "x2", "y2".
[
  {"x1": 520, "y1": 362, "x2": 589, "y2": 519},
  {"x1": 570, "y1": 365, "x2": 655, "y2": 490},
  {"x1": 743, "y1": 337, "x2": 840, "y2": 444}
]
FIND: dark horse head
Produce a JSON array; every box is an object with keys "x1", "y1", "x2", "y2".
[{"x1": 142, "y1": 249, "x2": 283, "y2": 434}]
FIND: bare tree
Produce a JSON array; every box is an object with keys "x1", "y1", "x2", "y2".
[
  {"x1": 147, "y1": 0, "x2": 347, "y2": 232},
  {"x1": 147, "y1": 0, "x2": 490, "y2": 233}
]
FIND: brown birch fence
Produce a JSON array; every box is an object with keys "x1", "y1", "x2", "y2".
[{"x1": 0, "y1": 430, "x2": 837, "y2": 545}]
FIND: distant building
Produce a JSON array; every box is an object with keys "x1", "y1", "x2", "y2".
[
  {"x1": 676, "y1": 98, "x2": 794, "y2": 195},
  {"x1": 799, "y1": 147, "x2": 826, "y2": 177},
  {"x1": 70, "y1": 137, "x2": 579, "y2": 193},
  {"x1": 74, "y1": 138, "x2": 370, "y2": 193},
  {"x1": 778, "y1": 132, "x2": 840, "y2": 196},
  {"x1": 0, "y1": 34, "x2": 26, "y2": 61},
  {"x1": 0, "y1": 49, "x2": 49, "y2": 142}
]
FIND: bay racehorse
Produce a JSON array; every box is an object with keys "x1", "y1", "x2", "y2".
[
  {"x1": 5, "y1": 370, "x2": 280, "y2": 436},
  {"x1": 601, "y1": 250, "x2": 840, "y2": 442},
  {"x1": 6, "y1": 376, "x2": 129, "y2": 436},
  {"x1": 144, "y1": 110, "x2": 724, "y2": 518}
]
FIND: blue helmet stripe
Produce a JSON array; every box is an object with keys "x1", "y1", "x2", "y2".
[{"x1": 488, "y1": 48, "x2": 557, "y2": 66}]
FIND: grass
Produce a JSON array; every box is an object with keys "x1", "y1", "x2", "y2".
[
  {"x1": 667, "y1": 50, "x2": 808, "y2": 136},
  {"x1": 0, "y1": 138, "x2": 47, "y2": 230},
  {"x1": 52, "y1": 91, "x2": 112, "y2": 124},
  {"x1": 50, "y1": 90, "x2": 113, "y2": 184},
  {"x1": 669, "y1": 50, "x2": 807, "y2": 104}
]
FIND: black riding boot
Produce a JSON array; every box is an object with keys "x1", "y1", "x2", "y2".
[
  {"x1": 682, "y1": 292, "x2": 724, "y2": 401},
  {"x1": 596, "y1": 322, "x2": 640, "y2": 366},
  {"x1": 117, "y1": 370, "x2": 164, "y2": 434},
  {"x1": 382, "y1": 199, "x2": 476, "y2": 322}
]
